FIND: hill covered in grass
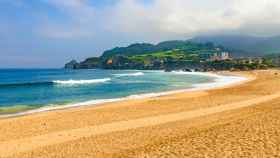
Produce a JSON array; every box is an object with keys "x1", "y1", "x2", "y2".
[
  {"x1": 65, "y1": 38, "x2": 280, "y2": 71},
  {"x1": 66, "y1": 41, "x2": 224, "y2": 70}
]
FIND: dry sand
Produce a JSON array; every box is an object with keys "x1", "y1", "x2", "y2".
[{"x1": 0, "y1": 70, "x2": 280, "y2": 157}]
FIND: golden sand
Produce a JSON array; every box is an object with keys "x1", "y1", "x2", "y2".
[{"x1": 0, "y1": 70, "x2": 280, "y2": 157}]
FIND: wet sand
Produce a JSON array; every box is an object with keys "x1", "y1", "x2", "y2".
[{"x1": 0, "y1": 70, "x2": 280, "y2": 157}]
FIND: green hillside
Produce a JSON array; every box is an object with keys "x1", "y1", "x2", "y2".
[
  {"x1": 101, "y1": 40, "x2": 219, "y2": 59},
  {"x1": 65, "y1": 39, "x2": 280, "y2": 71},
  {"x1": 99, "y1": 41, "x2": 223, "y2": 70},
  {"x1": 66, "y1": 41, "x2": 223, "y2": 70}
]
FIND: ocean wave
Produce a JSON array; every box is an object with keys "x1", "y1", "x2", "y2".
[
  {"x1": 0, "y1": 78, "x2": 112, "y2": 88},
  {"x1": 0, "y1": 81, "x2": 53, "y2": 88},
  {"x1": 114, "y1": 72, "x2": 144, "y2": 77},
  {"x1": 0, "y1": 73, "x2": 249, "y2": 118},
  {"x1": 53, "y1": 78, "x2": 111, "y2": 85}
]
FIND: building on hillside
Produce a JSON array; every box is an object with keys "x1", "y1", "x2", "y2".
[
  {"x1": 237, "y1": 57, "x2": 263, "y2": 64},
  {"x1": 209, "y1": 52, "x2": 231, "y2": 61},
  {"x1": 107, "y1": 59, "x2": 113, "y2": 65},
  {"x1": 215, "y1": 48, "x2": 221, "y2": 51}
]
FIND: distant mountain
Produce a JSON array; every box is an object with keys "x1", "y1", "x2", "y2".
[
  {"x1": 191, "y1": 35, "x2": 280, "y2": 57},
  {"x1": 258, "y1": 36, "x2": 280, "y2": 54}
]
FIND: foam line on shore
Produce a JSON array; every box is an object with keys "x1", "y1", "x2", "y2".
[{"x1": 0, "y1": 72, "x2": 249, "y2": 118}]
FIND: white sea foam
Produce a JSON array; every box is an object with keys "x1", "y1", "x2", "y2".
[
  {"x1": 192, "y1": 74, "x2": 247, "y2": 90},
  {"x1": 53, "y1": 78, "x2": 111, "y2": 85},
  {"x1": 114, "y1": 72, "x2": 144, "y2": 77},
  {"x1": 171, "y1": 71, "x2": 247, "y2": 89},
  {"x1": 171, "y1": 71, "x2": 221, "y2": 78},
  {"x1": 0, "y1": 72, "x2": 249, "y2": 118}
]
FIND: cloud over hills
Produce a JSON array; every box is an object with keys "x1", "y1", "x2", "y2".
[
  {"x1": 39, "y1": 0, "x2": 280, "y2": 39},
  {"x1": 1, "y1": 0, "x2": 280, "y2": 67}
]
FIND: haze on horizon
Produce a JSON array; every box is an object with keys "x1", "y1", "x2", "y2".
[{"x1": 1, "y1": 0, "x2": 280, "y2": 68}]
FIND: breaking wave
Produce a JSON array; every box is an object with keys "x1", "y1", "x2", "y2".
[
  {"x1": 0, "y1": 78, "x2": 112, "y2": 88},
  {"x1": 114, "y1": 72, "x2": 144, "y2": 77},
  {"x1": 53, "y1": 78, "x2": 111, "y2": 85}
]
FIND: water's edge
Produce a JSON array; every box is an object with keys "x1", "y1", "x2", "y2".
[{"x1": 0, "y1": 72, "x2": 249, "y2": 119}]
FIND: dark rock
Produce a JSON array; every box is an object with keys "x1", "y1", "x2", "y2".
[{"x1": 65, "y1": 60, "x2": 79, "y2": 69}]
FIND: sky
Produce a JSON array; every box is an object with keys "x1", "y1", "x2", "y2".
[{"x1": 1, "y1": 0, "x2": 280, "y2": 68}]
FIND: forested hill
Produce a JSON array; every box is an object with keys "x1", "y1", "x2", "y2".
[
  {"x1": 65, "y1": 40, "x2": 224, "y2": 70},
  {"x1": 100, "y1": 40, "x2": 217, "y2": 59},
  {"x1": 65, "y1": 38, "x2": 280, "y2": 71}
]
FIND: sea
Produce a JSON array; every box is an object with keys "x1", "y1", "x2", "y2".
[{"x1": 0, "y1": 69, "x2": 246, "y2": 116}]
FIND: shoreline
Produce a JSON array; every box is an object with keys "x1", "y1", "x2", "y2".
[
  {"x1": 1, "y1": 70, "x2": 280, "y2": 157},
  {"x1": 0, "y1": 71, "x2": 251, "y2": 119}
]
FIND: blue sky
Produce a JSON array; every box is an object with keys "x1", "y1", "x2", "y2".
[
  {"x1": 0, "y1": 0, "x2": 280, "y2": 68},
  {"x1": 0, "y1": 0, "x2": 124, "y2": 68}
]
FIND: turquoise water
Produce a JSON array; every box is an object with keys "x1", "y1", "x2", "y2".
[{"x1": 0, "y1": 69, "x2": 213, "y2": 114}]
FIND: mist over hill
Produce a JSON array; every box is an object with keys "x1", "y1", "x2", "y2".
[{"x1": 191, "y1": 35, "x2": 280, "y2": 57}]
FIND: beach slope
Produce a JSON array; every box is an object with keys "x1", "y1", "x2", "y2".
[{"x1": 0, "y1": 70, "x2": 280, "y2": 157}]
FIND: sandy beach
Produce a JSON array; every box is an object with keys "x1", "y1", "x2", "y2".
[{"x1": 0, "y1": 69, "x2": 280, "y2": 158}]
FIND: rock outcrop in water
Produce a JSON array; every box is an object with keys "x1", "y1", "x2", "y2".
[
  {"x1": 65, "y1": 60, "x2": 79, "y2": 69},
  {"x1": 65, "y1": 58, "x2": 100, "y2": 69}
]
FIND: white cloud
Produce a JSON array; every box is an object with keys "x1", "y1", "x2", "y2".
[
  {"x1": 39, "y1": 0, "x2": 280, "y2": 39},
  {"x1": 230, "y1": 0, "x2": 280, "y2": 35},
  {"x1": 110, "y1": 0, "x2": 240, "y2": 34},
  {"x1": 39, "y1": 0, "x2": 99, "y2": 38}
]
